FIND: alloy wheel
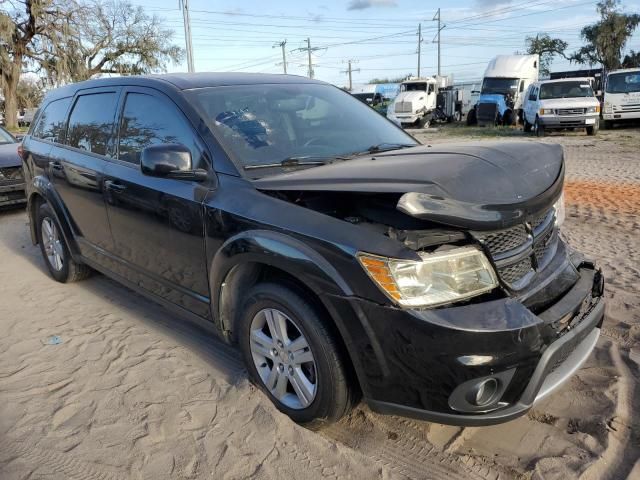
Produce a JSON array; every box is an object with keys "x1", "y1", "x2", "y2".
[
  {"x1": 249, "y1": 308, "x2": 318, "y2": 409},
  {"x1": 41, "y1": 217, "x2": 64, "y2": 271}
]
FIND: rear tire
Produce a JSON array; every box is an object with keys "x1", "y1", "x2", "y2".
[
  {"x1": 238, "y1": 282, "x2": 355, "y2": 427},
  {"x1": 36, "y1": 203, "x2": 91, "y2": 283},
  {"x1": 523, "y1": 116, "x2": 532, "y2": 132},
  {"x1": 503, "y1": 109, "x2": 515, "y2": 126}
]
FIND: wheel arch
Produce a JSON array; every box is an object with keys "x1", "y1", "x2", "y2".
[
  {"x1": 27, "y1": 177, "x2": 81, "y2": 258},
  {"x1": 209, "y1": 230, "x2": 364, "y2": 395}
]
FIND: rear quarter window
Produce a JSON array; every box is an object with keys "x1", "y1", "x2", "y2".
[{"x1": 31, "y1": 97, "x2": 72, "y2": 143}]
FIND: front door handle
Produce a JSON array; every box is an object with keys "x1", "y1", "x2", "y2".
[
  {"x1": 104, "y1": 180, "x2": 126, "y2": 193},
  {"x1": 50, "y1": 161, "x2": 63, "y2": 171}
]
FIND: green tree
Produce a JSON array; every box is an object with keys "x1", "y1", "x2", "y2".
[
  {"x1": 0, "y1": 0, "x2": 76, "y2": 129},
  {"x1": 571, "y1": 0, "x2": 640, "y2": 70},
  {"x1": 16, "y1": 76, "x2": 45, "y2": 109},
  {"x1": 368, "y1": 75, "x2": 412, "y2": 84},
  {"x1": 622, "y1": 50, "x2": 640, "y2": 68},
  {"x1": 525, "y1": 34, "x2": 568, "y2": 77},
  {"x1": 42, "y1": 0, "x2": 183, "y2": 83}
]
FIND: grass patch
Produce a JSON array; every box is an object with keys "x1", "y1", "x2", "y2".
[{"x1": 436, "y1": 124, "x2": 525, "y2": 138}]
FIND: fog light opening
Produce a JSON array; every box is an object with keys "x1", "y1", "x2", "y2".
[{"x1": 473, "y1": 378, "x2": 499, "y2": 406}]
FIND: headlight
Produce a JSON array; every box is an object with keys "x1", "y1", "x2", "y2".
[
  {"x1": 554, "y1": 192, "x2": 565, "y2": 228},
  {"x1": 587, "y1": 106, "x2": 600, "y2": 113},
  {"x1": 357, "y1": 246, "x2": 498, "y2": 308},
  {"x1": 604, "y1": 102, "x2": 612, "y2": 113},
  {"x1": 539, "y1": 108, "x2": 553, "y2": 115}
]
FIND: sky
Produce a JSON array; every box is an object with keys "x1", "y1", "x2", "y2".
[{"x1": 133, "y1": 0, "x2": 640, "y2": 87}]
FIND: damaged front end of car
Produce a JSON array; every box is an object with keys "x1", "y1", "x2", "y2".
[{"x1": 251, "y1": 141, "x2": 605, "y2": 425}]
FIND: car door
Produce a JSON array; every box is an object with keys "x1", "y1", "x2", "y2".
[
  {"x1": 103, "y1": 87, "x2": 212, "y2": 318},
  {"x1": 49, "y1": 88, "x2": 119, "y2": 263}
]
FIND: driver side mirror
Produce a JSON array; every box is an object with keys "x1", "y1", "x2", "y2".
[{"x1": 140, "y1": 143, "x2": 206, "y2": 181}]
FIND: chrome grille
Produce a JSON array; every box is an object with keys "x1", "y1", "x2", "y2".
[
  {"x1": 395, "y1": 101, "x2": 413, "y2": 113},
  {"x1": 620, "y1": 104, "x2": 640, "y2": 112},
  {"x1": 474, "y1": 208, "x2": 558, "y2": 289},
  {"x1": 0, "y1": 166, "x2": 24, "y2": 184},
  {"x1": 556, "y1": 108, "x2": 586, "y2": 115}
]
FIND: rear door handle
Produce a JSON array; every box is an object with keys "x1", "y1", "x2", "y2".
[{"x1": 104, "y1": 180, "x2": 126, "y2": 193}]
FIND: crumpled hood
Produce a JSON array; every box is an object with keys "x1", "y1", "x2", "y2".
[
  {"x1": 254, "y1": 142, "x2": 565, "y2": 230},
  {"x1": 0, "y1": 143, "x2": 20, "y2": 168}
]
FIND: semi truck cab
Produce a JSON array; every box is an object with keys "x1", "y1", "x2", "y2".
[{"x1": 468, "y1": 55, "x2": 539, "y2": 127}]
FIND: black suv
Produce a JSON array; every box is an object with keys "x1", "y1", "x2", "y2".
[{"x1": 21, "y1": 73, "x2": 604, "y2": 426}]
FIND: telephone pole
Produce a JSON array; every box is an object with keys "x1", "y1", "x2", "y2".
[
  {"x1": 273, "y1": 40, "x2": 287, "y2": 74},
  {"x1": 417, "y1": 23, "x2": 422, "y2": 78},
  {"x1": 341, "y1": 60, "x2": 360, "y2": 91},
  {"x1": 433, "y1": 8, "x2": 444, "y2": 76},
  {"x1": 292, "y1": 39, "x2": 322, "y2": 79},
  {"x1": 179, "y1": 0, "x2": 195, "y2": 72}
]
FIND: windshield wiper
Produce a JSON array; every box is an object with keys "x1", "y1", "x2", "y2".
[
  {"x1": 348, "y1": 142, "x2": 417, "y2": 157},
  {"x1": 244, "y1": 155, "x2": 344, "y2": 170}
]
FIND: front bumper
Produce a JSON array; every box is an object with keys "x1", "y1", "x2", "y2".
[
  {"x1": 329, "y1": 262, "x2": 604, "y2": 426},
  {"x1": 387, "y1": 112, "x2": 421, "y2": 125},
  {"x1": 603, "y1": 111, "x2": 640, "y2": 120},
  {"x1": 0, "y1": 182, "x2": 27, "y2": 207},
  {"x1": 539, "y1": 114, "x2": 599, "y2": 129}
]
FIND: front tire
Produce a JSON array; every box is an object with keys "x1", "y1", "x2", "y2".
[
  {"x1": 534, "y1": 116, "x2": 545, "y2": 137},
  {"x1": 466, "y1": 108, "x2": 477, "y2": 126},
  {"x1": 36, "y1": 203, "x2": 91, "y2": 283},
  {"x1": 238, "y1": 282, "x2": 355, "y2": 427},
  {"x1": 586, "y1": 121, "x2": 599, "y2": 136}
]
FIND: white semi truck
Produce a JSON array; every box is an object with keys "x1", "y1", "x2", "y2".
[
  {"x1": 602, "y1": 68, "x2": 640, "y2": 127},
  {"x1": 387, "y1": 75, "x2": 460, "y2": 128},
  {"x1": 467, "y1": 54, "x2": 539, "y2": 126}
]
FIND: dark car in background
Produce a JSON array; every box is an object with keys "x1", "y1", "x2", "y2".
[
  {"x1": 0, "y1": 126, "x2": 26, "y2": 208},
  {"x1": 21, "y1": 73, "x2": 604, "y2": 427}
]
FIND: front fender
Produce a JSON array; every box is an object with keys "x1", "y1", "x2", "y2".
[
  {"x1": 27, "y1": 175, "x2": 81, "y2": 259},
  {"x1": 210, "y1": 229, "x2": 353, "y2": 309}
]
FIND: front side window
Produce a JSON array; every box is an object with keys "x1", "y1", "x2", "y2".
[
  {"x1": 539, "y1": 81, "x2": 594, "y2": 100},
  {"x1": 117, "y1": 93, "x2": 201, "y2": 166},
  {"x1": 32, "y1": 97, "x2": 72, "y2": 143},
  {"x1": 66, "y1": 93, "x2": 117, "y2": 156},
  {"x1": 606, "y1": 72, "x2": 640, "y2": 94},
  {"x1": 184, "y1": 83, "x2": 416, "y2": 177}
]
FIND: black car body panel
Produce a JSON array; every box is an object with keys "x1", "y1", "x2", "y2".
[
  {"x1": 0, "y1": 131, "x2": 27, "y2": 208},
  {"x1": 20, "y1": 73, "x2": 604, "y2": 426}
]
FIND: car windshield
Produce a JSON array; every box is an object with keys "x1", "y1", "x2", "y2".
[
  {"x1": 481, "y1": 78, "x2": 519, "y2": 95},
  {"x1": 539, "y1": 81, "x2": 594, "y2": 99},
  {"x1": 606, "y1": 72, "x2": 640, "y2": 94},
  {"x1": 185, "y1": 83, "x2": 417, "y2": 177},
  {"x1": 0, "y1": 127, "x2": 16, "y2": 144}
]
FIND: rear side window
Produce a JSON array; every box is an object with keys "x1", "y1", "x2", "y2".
[
  {"x1": 117, "y1": 93, "x2": 200, "y2": 166},
  {"x1": 66, "y1": 93, "x2": 117, "y2": 156},
  {"x1": 32, "y1": 97, "x2": 72, "y2": 143}
]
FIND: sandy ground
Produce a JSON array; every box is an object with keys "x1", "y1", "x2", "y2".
[{"x1": 1, "y1": 126, "x2": 639, "y2": 480}]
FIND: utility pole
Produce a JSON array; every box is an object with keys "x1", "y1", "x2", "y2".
[
  {"x1": 306, "y1": 38, "x2": 313, "y2": 78},
  {"x1": 292, "y1": 39, "x2": 322, "y2": 79},
  {"x1": 341, "y1": 60, "x2": 360, "y2": 90},
  {"x1": 417, "y1": 23, "x2": 422, "y2": 78},
  {"x1": 433, "y1": 8, "x2": 444, "y2": 76},
  {"x1": 179, "y1": 0, "x2": 195, "y2": 72},
  {"x1": 273, "y1": 40, "x2": 287, "y2": 74}
]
